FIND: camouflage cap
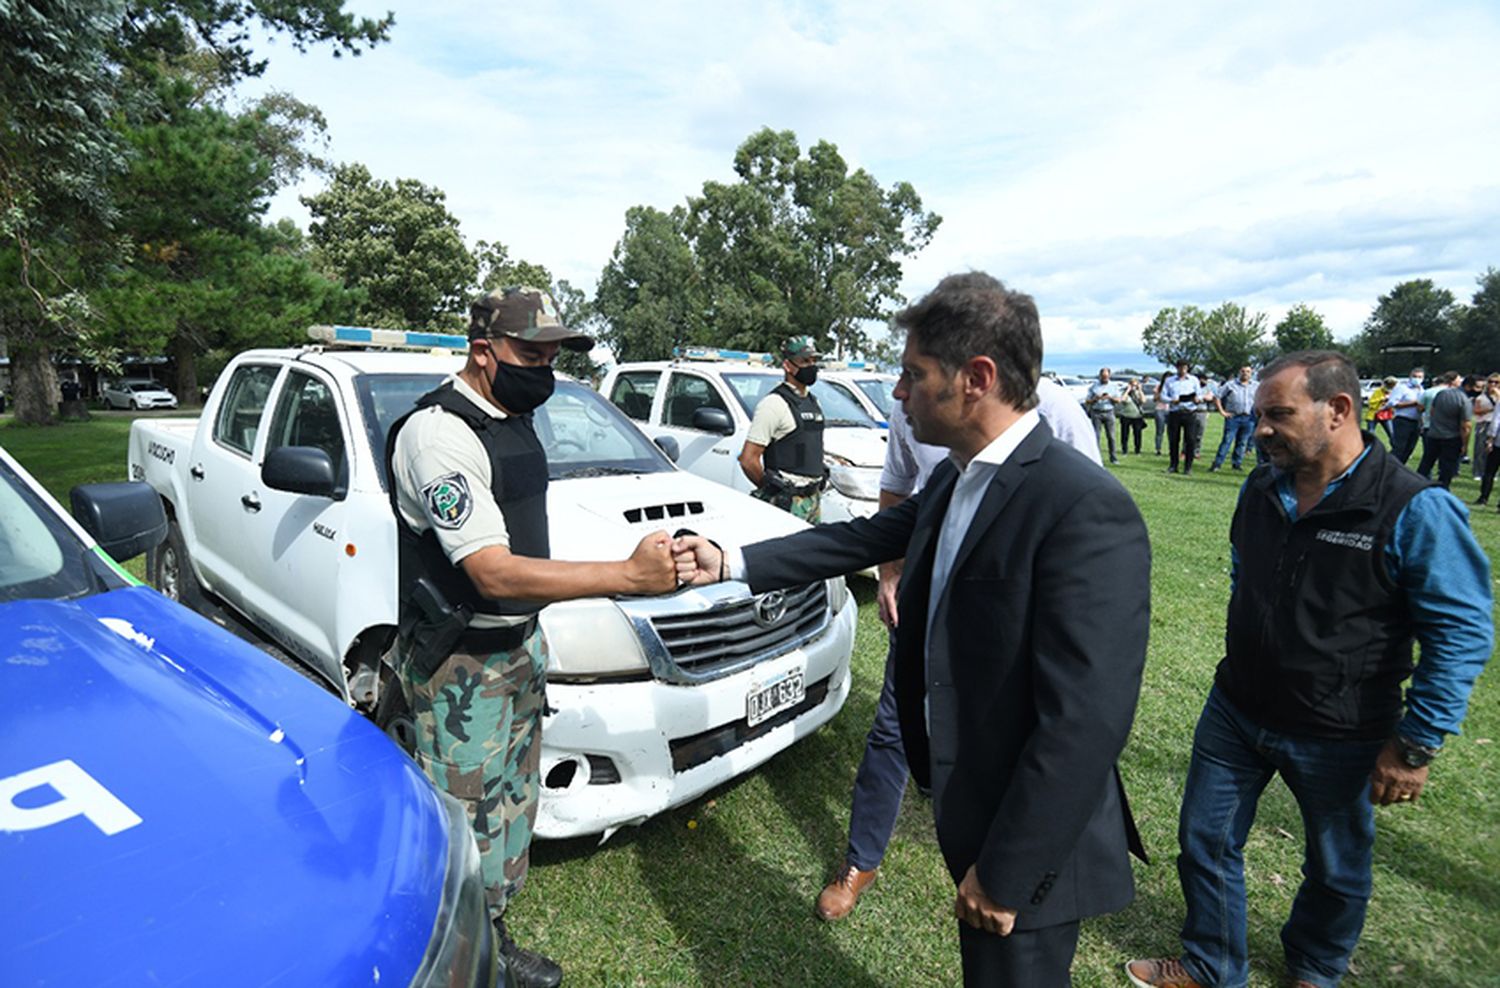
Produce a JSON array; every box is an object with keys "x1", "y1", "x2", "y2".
[
  {"x1": 469, "y1": 286, "x2": 594, "y2": 352},
  {"x1": 782, "y1": 336, "x2": 819, "y2": 360}
]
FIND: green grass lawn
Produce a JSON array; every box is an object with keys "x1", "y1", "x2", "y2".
[{"x1": 3, "y1": 415, "x2": 1496, "y2": 987}]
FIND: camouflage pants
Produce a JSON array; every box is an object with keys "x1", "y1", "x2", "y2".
[
  {"x1": 400, "y1": 625, "x2": 547, "y2": 917},
  {"x1": 751, "y1": 485, "x2": 822, "y2": 523}
]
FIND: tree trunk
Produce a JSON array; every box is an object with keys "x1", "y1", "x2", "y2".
[
  {"x1": 11, "y1": 342, "x2": 60, "y2": 426},
  {"x1": 172, "y1": 333, "x2": 199, "y2": 407}
]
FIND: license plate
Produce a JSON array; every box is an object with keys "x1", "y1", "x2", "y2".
[{"x1": 746, "y1": 669, "x2": 805, "y2": 727}]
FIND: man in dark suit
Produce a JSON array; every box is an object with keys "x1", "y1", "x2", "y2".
[{"x1": 673, "y1": 272, "x2": 1152, "y2": 985}]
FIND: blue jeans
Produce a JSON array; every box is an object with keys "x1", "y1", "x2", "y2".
[
  {"x1": 1212, "y1": 414, "x2": 1257, "y2": 469},
  {"x1": 846, "y1": 639, "x2": 909, "y2": 871},
  {"x1": 1177, "y1": 688, "x2": 1384, "y2": 988}
]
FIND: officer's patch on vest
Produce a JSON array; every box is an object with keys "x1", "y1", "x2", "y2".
[{"x1": 422, "y1": 473, "x2": 472, "y2": 529}]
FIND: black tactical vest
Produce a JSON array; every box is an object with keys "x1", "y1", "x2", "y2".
[
  {"x1": 761, "y1": 382, "x2": 825, "y2": 476},
  {"x1": 385, "y1": 384, "x2": 550, "y2": 618},
  {"x1": 1216, "y1": 436, "x2": 1431, "y2": 740}
]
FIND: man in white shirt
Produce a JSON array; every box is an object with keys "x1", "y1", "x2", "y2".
[{"x1": 673, "y1": 272, "x2": 1151, "y2": 987}]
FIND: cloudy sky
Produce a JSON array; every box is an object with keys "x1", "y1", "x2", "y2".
[{"x1": 242, "y1": 0, "x2": 1500, "y2": 367}]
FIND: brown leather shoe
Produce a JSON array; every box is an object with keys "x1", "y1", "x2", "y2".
[
  {"x1": 815, "y1": 861, "x2": 877, "y2": 920},
  {"x1": 1124, "y1": 957, "x2": 1204, "y2": 988}
]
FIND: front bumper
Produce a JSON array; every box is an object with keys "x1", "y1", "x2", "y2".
[{"x1": 534, "y1": 591, "x2": 857, "y2": 839}]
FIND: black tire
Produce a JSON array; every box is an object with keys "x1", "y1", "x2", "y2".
[
  {"x1": 129, "y1": 399, "x2": 139, "y2": 411},
  {"x1": 374, "y1": 671, "x2": 418, "y2": 756},
  {"x1": 148, "y1": 519, "x2": 203, "y2": 609}
]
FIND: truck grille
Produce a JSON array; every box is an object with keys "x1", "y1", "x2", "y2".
[{"x1": 618, "y1": 582, "x2": 831, "y2": 684}]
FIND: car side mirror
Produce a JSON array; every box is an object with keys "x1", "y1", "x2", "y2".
[
  {"x1": 692, "y1": 407, "x2": 734, "y2": 436},
  {"x1": 69, "y1": 482, "x2": 167, "y2": 562},
  {"x1": 263, "y1": 446, "x2": 339, "y2": 499},
  {"x1": 653, "y1": 435, "x2": 680, "y2": 462}
]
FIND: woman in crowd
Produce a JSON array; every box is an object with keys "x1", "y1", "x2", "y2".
[
  {"x1": 1118, "y1": 377, "x2": 1147, "y2": 455},
  {"x1": 1472, "y1": 375, "x2": 1498, "y2": 480}
]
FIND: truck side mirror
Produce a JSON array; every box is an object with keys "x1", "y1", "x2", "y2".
[
  {"x1": 262, "y1": 446, "x2": 339, "y2": 499},
  {"x1": 653, "y1": 435, "x2": 680, "y2": 462},
  {"x1": 69, "y1": 482, "x2": 167, "y2": 562},
  {"x1": 691, "y1": 407, "x2": 734, "y2": 436}
]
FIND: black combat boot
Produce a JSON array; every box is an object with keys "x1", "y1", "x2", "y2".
[{"x1": 494, "y1": 918, "x2": 563, "y2": 988}]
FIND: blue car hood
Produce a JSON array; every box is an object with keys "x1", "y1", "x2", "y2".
[{"x1": 1, "y1": 587, "x2": 447, "y2": 987}]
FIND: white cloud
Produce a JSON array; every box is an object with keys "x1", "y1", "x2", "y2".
[{"x1": 244, "y1": 0, "x2": 1500, "y2": 352}]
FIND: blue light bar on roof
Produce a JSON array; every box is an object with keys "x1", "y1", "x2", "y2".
[{"x1": 307, "y1": 325, "x2": 470, "y2": 351}]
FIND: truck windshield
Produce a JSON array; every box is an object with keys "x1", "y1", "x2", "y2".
[
  {"x1": 854, "y1": 377, "x2": 895, "y2": 417},
  {"x1": 0, "y1": 457, "x2": 122, "y2": 603},
  {"x1": 355, "y1": 375, "x2": 675, "y2": 488},
  {"x1": 721, "y1": 373, "x2": 879, "y2": 427}
]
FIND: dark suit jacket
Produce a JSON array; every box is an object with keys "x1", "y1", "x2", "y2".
[{"x1": 743, "y1": 420, "x2": 1151, "y2": 930}]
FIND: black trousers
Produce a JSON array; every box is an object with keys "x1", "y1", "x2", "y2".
[
  {"x1": 1416, "y1": 435, "x2": 1463, "y2": 489},
  {"x1": 958, "y1": 919, "x2": 1081, "y2": 987},
  {"x1": 1167, "y1": 410, "x2": 1197, "y2": 471},
  {"x1": 1479, "y1": 446, "x2": 1500, "y2": 502},
  {"x1": 1119, "y1": 416, "x2": 1144, "y2": 453},
  {"x1": 1391, "y1": 418, "x2": 1420, "y2": 464}
]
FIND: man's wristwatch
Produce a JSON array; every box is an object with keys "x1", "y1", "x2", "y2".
[{"x1": 1393, "y1": 734, "x2": 1440, "y2": 768}]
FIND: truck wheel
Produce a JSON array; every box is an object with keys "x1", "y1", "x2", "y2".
[
  {"x1": 149, "y1": 520, "x2": 203, "y2": 609},
  {"x1": 374, "y1": 674, "x2": 417, "y2": 756}
]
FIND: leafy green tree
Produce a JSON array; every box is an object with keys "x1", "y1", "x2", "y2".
[
  {"x1": 595, "y1": 206, "x2": 706, "y2": 361},
  {"x1": 1140, "y1": 305, "x2": 1210, "y2": 370},
  {"x1": 303, "y1": 163, "x2": 477, "y2": 330},
  {"x1": 1273, "y1": 303, "x2": 1335, "y2": 354},
  {"x1": 1346, "y1": 279, "x2": 1461, "y2": 375},
  {"x1": 0, "y1": 0, "x2": 389, "y2": 423},
  {"x1": 1201, "y1": 302, "x2": 1270, "y2": 378},
  {"x1": 600, "y1": 128, "x2": 938, "y2": 360},
  {"x1": 90, "y1": 73, "x2": 348, "y2": 401},
  {"x1": 1454, "y1": 268, "x2": 1500, "y2": 373}
]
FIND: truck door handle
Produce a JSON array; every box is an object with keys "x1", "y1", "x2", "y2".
[
  {"x1": 190, "y1": 465, "x2": 205, "y2": 481},
  {"x1": 241, "y1": 494, "x2": 262, "y2": 513}
]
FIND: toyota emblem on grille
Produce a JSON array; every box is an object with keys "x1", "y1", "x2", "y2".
[{"x1": 752, "y1": 590, "x2": 787, "y2": 628}]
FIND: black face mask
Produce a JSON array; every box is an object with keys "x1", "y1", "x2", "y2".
[
  {"x1": 491, "y1": 360, "x2": 555, "y2": 414},
  {"x1": 794, "y1": 365, "x2": 818, "y2": 386}
]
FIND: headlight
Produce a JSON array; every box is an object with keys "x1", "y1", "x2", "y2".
[
  {"x1": 540, "y1": 599, "x2": 650, "y2": 681},
  {"x1": 827, "y1": 463, "x2": 882, "y2": 500},
  {"x1": 409, "y1": 791, "x2": 499, "y2": 988},
  {"x1": 826, "y1": 575, "x2": 848, "y2": 615}
]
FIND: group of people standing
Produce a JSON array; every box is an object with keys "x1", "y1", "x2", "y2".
[
  {"x1": 1082, "y1": 362, "x2": 1261, "y2": 475},
  {"x1": 1372, "y1": 367, "x2": 1500, "y2": 500},
  {"x1": 384, "y1": 279, "x2": 1491, "y2": 988}
]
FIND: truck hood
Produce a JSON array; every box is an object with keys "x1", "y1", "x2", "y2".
[
  {"x1": 548, "y1": 469, "x2": 812, "y2": 560},
  {"x1": 823, "y1": 426, "x2": 887, "y2": 468},
  {"x1": 2, "y1": 588, "x2": 446, "y2": 987}
]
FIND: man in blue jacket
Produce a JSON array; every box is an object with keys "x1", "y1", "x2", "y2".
[{"x1": 1128, "y1": 351, "x2": 1492, "y2": 988}]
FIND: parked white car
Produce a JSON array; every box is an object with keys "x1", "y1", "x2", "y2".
[
  {"x1": 103, "y1": 378, "x2": 178, "y2": 410},
  {"x1": 822, "y1": 369, "x2": 897, "y2": 427},
  {"x1": 599, "y1": 351, "x2": 889, "y2": 528},
  {"x1": 127, "y1": 327, "x2": 856, "y2": 840}
]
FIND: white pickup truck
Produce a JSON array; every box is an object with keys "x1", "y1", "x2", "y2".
[
  {"x1": 599, "y1": 349, "x2": 890, "y2": 525},
  {"x1": 128, "y1": 328, "x2": 856, "y2": 839}
]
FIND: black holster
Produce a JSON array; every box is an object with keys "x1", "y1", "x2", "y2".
[{"x1": 398, "y1": 576, "x2": 473, "y2": 680}]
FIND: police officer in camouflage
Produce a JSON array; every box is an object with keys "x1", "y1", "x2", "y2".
[
  {"x1": 739, "y1": 336, "x2": 827, "y2": 522},
  {"x1": 388, "y1": 287, "x2": 679, "y2": 988}
]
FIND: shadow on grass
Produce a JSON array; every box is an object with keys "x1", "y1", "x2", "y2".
[{"x1": 632, "y1": 807, "x2": 884, "y2": 987}]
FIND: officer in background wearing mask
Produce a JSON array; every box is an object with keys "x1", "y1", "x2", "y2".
[
  {"x1": 740, "y1": 336, "x2": 827, "y2": 521},
  {"x1": 386, "y1": 287, "x2": 679, "y2": 988}
]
